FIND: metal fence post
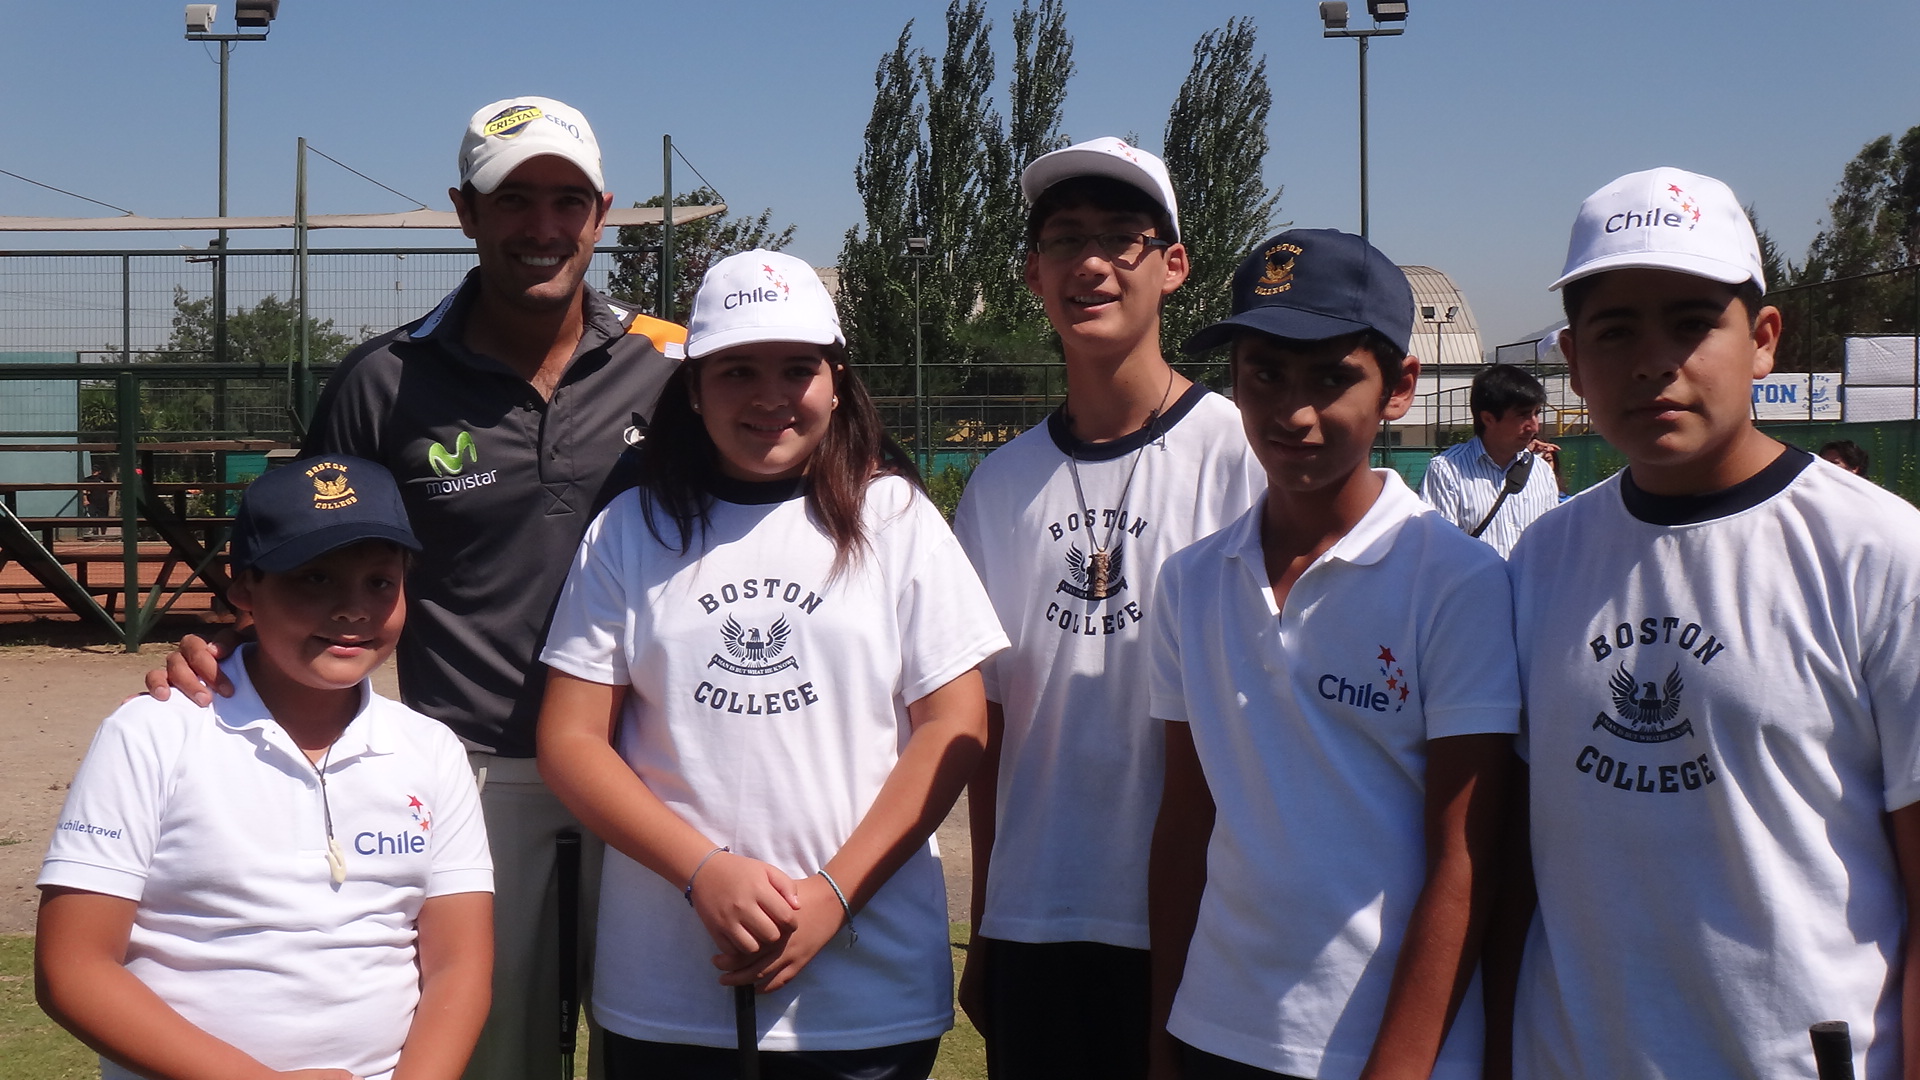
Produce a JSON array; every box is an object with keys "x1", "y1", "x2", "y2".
[{"x1": 116, "y1": 371, "x2": 145, "y2": 650}]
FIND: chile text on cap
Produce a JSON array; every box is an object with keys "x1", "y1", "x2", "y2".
[
  {"x1": 1551, "y1": 166, "x2": 1765, "y2": 293},
  {"x1": 684, "y1": 251, "x2": 844, "y2": 361}
]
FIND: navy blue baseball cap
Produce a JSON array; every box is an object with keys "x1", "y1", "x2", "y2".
[
  {"x1": 230, "y1": 456, "x2": 421, "y2": 575},
  {"x1": 1183, "y1": 228, "x2": 1413, "y2": 355}
]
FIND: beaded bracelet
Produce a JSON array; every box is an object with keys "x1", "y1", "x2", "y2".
[
  {"x1": 818, "y1": 869, "x2": 858, "y2": 946},
  {"x1": 683, "y1": 846, "x2": 730, "y2": 906}
]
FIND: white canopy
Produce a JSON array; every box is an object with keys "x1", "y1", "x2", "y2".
[{"x1": 0, "y1": 205, "x2": 724, "y2": 232}]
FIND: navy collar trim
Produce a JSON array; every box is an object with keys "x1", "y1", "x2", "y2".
[
  {"x1": 1047, "y1": 381, "x2": 1210, "y2": 461},
  {"x1": 1619, "y1": 444, "x2": 1810, "y2": 525},
  {"x1": 707, "y1": 473, "x2": 805, "y2": 505}
]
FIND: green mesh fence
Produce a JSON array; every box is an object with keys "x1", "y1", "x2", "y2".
[{"x1": 1555, "y1": 420, "x2": 1920, "y2": 505}]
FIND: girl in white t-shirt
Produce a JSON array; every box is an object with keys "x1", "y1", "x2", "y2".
[{"x1": 537, "y1": 251, "x2": 1007, "y2": 1080}]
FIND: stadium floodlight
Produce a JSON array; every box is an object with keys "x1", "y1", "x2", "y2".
[
  {"x1": 1320, "y1": 1, "x2": 1406, "y2": 239},
  {"x1": 182, "y1": 1, "x2": 281, "y2": 370},
  {"x1": 234, "y1": 0, "x2": 279, "y2": 27}
]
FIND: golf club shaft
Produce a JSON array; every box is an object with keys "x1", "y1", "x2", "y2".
[{"x1": 735, "y1": 983, "x2": 759, "y2": 1080}]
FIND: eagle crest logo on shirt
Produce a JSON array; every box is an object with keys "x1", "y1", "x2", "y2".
[
  {"x1": 708, "y1": 615, "x2": 798, "y2": 676},
  {"x1": 1058, "y1": 542, "x2": 1126, "y2": 602},
  {"x1": 1593, "y1": 662, "x2": 1694, "y2": 743}
]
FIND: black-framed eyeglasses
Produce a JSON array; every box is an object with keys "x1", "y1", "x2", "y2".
[{"x1": 1032, "y1": 231, "x2": 1173, "y2": 263}]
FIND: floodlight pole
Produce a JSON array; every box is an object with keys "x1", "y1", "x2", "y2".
[
  {"x1": 906, "y1": 237, "x2": 931, "y2": 476},
  {"x1": 1323, "y1": 22, "x2": 1403, "y2": 241},
  {"x1": 184, "y1": 31, "x2": 267, "y2": 367}
]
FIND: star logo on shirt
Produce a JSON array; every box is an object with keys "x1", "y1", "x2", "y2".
[
  {"x1": 407, "y1": 795, "x2": 432, "y2": 832},
  {"x1": 1378, "y1": 646, "x2": 1410, "y2": 713}
]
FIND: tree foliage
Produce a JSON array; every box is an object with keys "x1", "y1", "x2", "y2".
[
  {"x1": 1770, "y1": 126, "x2": 1920, "y2": 373},
  {"x1": 978, "y1": 0, "x2": 1074, "y2": 331},
  {"x1": 606, "y1": 186, "x2": 795, "y2": 322},
  {"x1": 838, "y1": 23, "x2": 925, "y2": 387},
  {"x1": 1800, "y1": 126, "x2": 1920, "y2": 283},
  {"x1": 1161, "y1": 16, "x2": 1281, "y2": 365},
  {"x1": 159, "y1": 288, "x2": 354, "y2": 367}
]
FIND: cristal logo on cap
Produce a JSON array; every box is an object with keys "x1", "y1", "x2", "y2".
[
  {"x1": 1255, "y1": 242, "x2": 1303, "y2": 296},
  {"x1": 306, "y1": 461, "x2": 358, "y2": 511},
  {"x1": 1605, "y1": 181, "x2": 1703, "y2": 236},
  {"x1": 482, "y1": 105, "x2": 543, "y2": 139}
]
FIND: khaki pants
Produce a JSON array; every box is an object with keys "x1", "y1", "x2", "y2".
[{"x1": 464, "y1": 753, "x2": 605, "y2": 1080}]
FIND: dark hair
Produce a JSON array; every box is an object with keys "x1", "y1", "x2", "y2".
[
  {"x1": 635, "y1": 347, "x2": 922, "y2": 577},
  {"x1": 1468, "y1": 364, "x2": 1549, "y2": 436},
  {"x1": 1231, "y1": 329, "x2": 1408, "y2": 404},
  {"x1": 1818, "y1": 440, "x2": 1869, "y2": 475},
  {"x1": 1025, "y1": 175, "x2": 1176, "y2": 249},
  {"x1": 1561, "y1": 274, "x2": 1765, "y2": 329}
]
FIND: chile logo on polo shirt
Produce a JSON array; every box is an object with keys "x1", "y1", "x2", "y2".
[
  {"x1": 354, "y1": 794, "x2": 433, "y2": 857},
  {"x1": 1571, "y1": 615, "x2": 1731, "y2": 796},
  {"x1": 1318, "y1": 645, "x2": 1412, "y2": 714}
]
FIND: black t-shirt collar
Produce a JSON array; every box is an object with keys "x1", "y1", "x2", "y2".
[
  {"x1": 1618, "y1": 443, "x2": 1811, "y2": 526},
  {"x1": 1047, "y1": 381, "x2": 1210, "y2": 461},
  {"x1": 706, "y1": 473, "x2": 805, "y2": 505}
]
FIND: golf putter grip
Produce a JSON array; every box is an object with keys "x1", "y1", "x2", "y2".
[
  {"x1": 735, "y1": 984, "x2": 760, "y2": 1080},
  {"x1": 1810, "y1": 1020, "x2": 1854, "y2": 1080}
]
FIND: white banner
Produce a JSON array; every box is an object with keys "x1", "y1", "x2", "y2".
[
  {"x1": 1844, "y1": 385, "x2": 1920, "y2": 422},
  {"x1": 1843, "y1": 335, "x2": 1918, "y2": 386},
  {"x1": 1751, "y1": 373, "x2": 1839, "y2": 420}
]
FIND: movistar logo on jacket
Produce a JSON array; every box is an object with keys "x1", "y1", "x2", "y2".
[{"x1": 427, "y1": 432, "x2": 479, "y2": 477}]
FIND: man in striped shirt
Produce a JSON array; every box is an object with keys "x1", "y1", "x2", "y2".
[{"x1": 1419, "y1": 364, "x2": 1562, "y2": 557}]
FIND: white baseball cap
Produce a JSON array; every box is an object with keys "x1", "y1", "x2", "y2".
[
  {"x1": 1551, "y1": 166, "x2": 1765, "y2": 293},
  {"x1": 458, "y1": 96, "x2": 604, "y2": 194},
  {"x1": 685, "y1": 251, "x2": 844, "y2": 360},
  {"x1": 1020, "y1": 137, "x2": 1182, "y2": 242}
]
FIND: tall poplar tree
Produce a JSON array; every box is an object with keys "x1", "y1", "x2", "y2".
[
  {"x1": 914, "y1": 0, "x2": 999, "y2": 393},
  {"x1": 979, "y1": 0, "x2": 1075, "y2": 333},
  {"x1": 1161, "y1": 17, "x2": 1281, "y2": 361},
  {"x1": 838, "y1": 24, "x2": 924, "y2": 385}
]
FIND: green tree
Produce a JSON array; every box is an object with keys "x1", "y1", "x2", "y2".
[
  {"x1": 1160, "y1": 17, "x2": 1281, "y2": 370},
  {"x1": 838, "y1": 22, "x2": 925, "y2": 389},
  {"x1": 1776, "y1": 126, "x2": 1920, "y2": 372},
  {"x1": 978, "y1": 0, "x2": 1074, "y2": 334},
  {"x1": 158, "y1": 288, "x2": 354, "y2": 368},
  {"x1": 913, "y1": 0, "x2": 999, "y2": 397},
  {"x1": 605, "y1": 186, "x2": 796, "y2": 321},
  {"x1": 84, "y1": 289, "x2": 354, "y2": 451}
]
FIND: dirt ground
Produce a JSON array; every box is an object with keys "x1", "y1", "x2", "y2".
[{"x1": 0, "y1": 625, "x2": 974, "y2": 936}]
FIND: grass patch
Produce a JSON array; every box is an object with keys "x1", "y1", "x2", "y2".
[
  {"x1": 936, "y1": 921, "x2": 987, "y2": 1080},
  {"x1": 0, "y1": 935, "x2": 93, "y2": 1080}
]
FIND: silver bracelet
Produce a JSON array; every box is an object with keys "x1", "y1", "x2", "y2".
[
  {"x1": 683, "y1": 846, "x2": 729, "y2": 906},
  {"x1": 818, "y1": 869, "x2": 857, "y2": 946}
]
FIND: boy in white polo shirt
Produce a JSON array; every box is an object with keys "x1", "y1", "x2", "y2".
[
  {"x1": 36, "y1": 457, "x2": 494, "y2": 1080},
  {"x1": 1501, "y1": 168, "x2": 1920, "y2": 1080},
  {"x1": 1148, "y1": 229, "x2": 1519, "y2": 1080},
  {"x1": 951, "y1": 137, "x2": 1263, "y2": 1077}
]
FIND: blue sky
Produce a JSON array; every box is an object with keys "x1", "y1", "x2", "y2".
[{"x1": 6, "y1": 0, "x2": 1918, "y2": 349}]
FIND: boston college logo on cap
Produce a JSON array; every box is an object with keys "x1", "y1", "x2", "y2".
[
  {"x1": 1256, "y1": 241, "x2": 1303, "y2": 297},
  {"x1": 482, "y1": 105, "x2": 543, "y2": 139},
  {"x1": 306, "y1": 461, "x2": 358, "y2": 511}
]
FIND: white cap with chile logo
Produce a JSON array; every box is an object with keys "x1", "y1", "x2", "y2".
[
  {"x1": 685, "y1": 251, "x2": 845, "y2": 360},
  {"x1": 1551, "y1": 166, "x2": 1765, "y2": 293},
  {"x1": 1020, "y1": 136, "x2": 1182, "y2": 242}
]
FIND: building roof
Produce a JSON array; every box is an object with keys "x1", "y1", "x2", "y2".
[{"x1": 1400, "y1": 265, "x2": 1483, "y2": 367}]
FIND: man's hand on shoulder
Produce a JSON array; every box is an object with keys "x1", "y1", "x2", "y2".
[{"x1": 142, "y1": 630, "x2": 240, "y2": 705}]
